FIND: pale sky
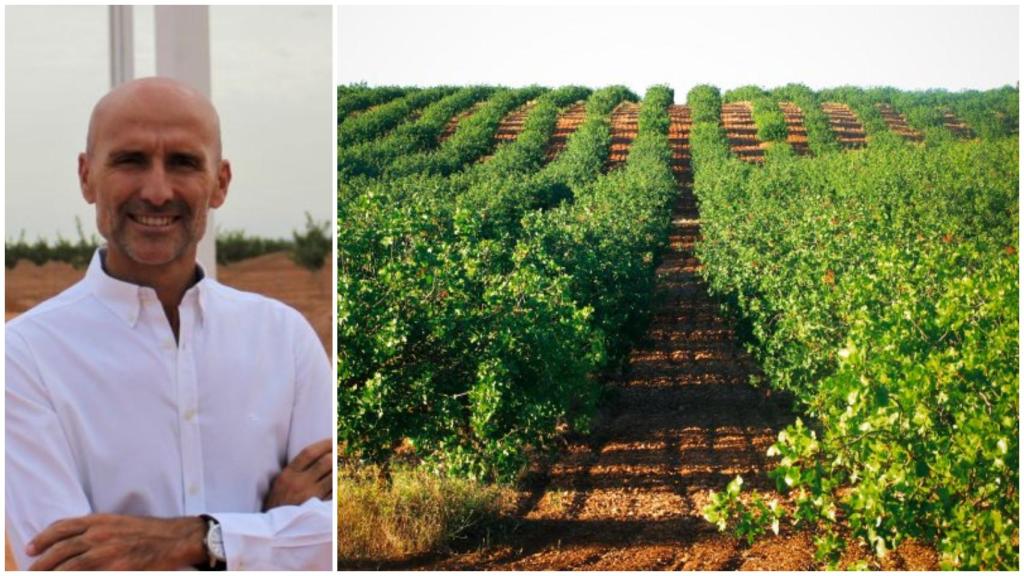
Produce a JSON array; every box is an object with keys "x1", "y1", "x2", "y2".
[
  {"x1": 5, "y1": 6, "x2": 332, "y2": 243},
  {"x1": 337, "y1": 4, "x2": 1019, "y2": 96}
]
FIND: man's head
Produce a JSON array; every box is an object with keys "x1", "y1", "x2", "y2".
[{"x1": 79, "y1": 77, "x2": 231, "y2": 277}]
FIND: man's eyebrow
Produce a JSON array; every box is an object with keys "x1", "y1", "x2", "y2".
[{"x1": 106, "y1": 149, "x2": 147, "y2": 162}]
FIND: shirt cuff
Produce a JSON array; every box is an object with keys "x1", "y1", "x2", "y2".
[{"x1": 206, "y1": 497, "x2": 332, "y2": 570}]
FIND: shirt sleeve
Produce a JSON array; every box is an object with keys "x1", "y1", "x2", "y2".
[
  {"x1": 210, "y1": 311, "x2": 333, "y2": 570},
  {"x1": 5, "y1": 327, "x2": 94, "y2": 571}
]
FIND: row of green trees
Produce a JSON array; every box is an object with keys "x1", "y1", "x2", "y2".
[
  {"x1": 337, "y1": 84, "x2": 413, "y2": 120},
  {"x1": 6, "y1": 215, "x2": 331, "y2": 270},
  {"x1": 689, "y1": 84, "x2": 1018, "y2": 569},
  {"x1": 338, "y1": 86, "x2": 496, "y2": 180},
  {"x1": 339, "y1": 86, "x2": 455, "y2": 147}
]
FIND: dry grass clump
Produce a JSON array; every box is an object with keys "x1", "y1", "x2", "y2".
[{"x1": 338, "y1": 463, "x2": 506, "y2": 563}]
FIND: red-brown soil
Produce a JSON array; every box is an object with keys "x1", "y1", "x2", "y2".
[
  {"x1": 493, "y1": 100, "x2": 536, "y2": 144},
  {"x1": 779, "y1": 102, "x2": 811, "y2": 155},
  {"x1": 942, "y1": 109, "x2": 975, "y2": 138},
  {"x1": 545, "y1": 101, "x2": 587, "y2": 162},
  {"x1": 478, "y1": 100, "x2": 537, "y2": 163},
  {"x1": 606, "y1": 101, "x2": 640, "y2": 171},
  {"x1": 721, "y1": 101, "x2": 765, "y2": 163},
  {"x1": 439, "y1": 101, "x2": 486, "y2": 143},
  {"x1": 668, "y1": 105, "x2": 692, "y2": 179},
  {"x1": 820, "y1": 102, "x2": 867, "y2": 149},
  {"x1": 4, "y1": 251, "x2": 332, "y2": 354},
  {"x1": 876, "y1": 103, "x2": 923, "y2": 142}
]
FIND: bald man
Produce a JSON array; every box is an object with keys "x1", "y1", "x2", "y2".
[{"x1": 5, "y1": 78, "x2": 333, "y2": 570}]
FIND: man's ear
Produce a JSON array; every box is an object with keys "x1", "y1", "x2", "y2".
[
  {"x1": 210, "y1": 159, "x2": 231, "y2": 209},
  {"x1": 78, "y1": 153, "x2": 95, "y2": 204}
]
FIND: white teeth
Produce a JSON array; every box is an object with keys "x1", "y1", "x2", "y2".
[{"x1": 135, "y1": 215, "x2": 175, "y2": 227}]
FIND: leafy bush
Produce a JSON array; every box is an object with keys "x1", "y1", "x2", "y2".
[
  {"x1": 338, "y1": 84, "x2": 411, "y2": 120},
  {"x1": 290, "y1": 212, "x2": 331, "y2": 271},
  {"x1": 215, "y1": 229, "x2": 290, "y2": 265}
]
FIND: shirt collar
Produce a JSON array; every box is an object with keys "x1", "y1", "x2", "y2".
[{"x1": 84, "y1": 248, "x2": 210, "y2": 328}]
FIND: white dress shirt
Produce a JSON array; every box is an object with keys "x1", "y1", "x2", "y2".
[{"x1": 5, "y1": 249, "x2": 332, "y2": 570}]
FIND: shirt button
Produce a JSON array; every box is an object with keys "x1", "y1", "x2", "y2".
[
  {"x1": 184, "y1": 408, "x2": 197, "y2": 422},
  {"x1": 163, "y1": 340, "x2": 175, "y2": 350},
  {"x1": 189, "y1": 484, "x2": 199, "y2": 496}
]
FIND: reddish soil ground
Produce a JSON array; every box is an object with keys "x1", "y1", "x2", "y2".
[
  {"x1": 875, "y1": 103, "x2": 923, "y2": 142},
  {"x1": 721, "y1": 102, "x2": 765, "y2": 163},
  {"x1": 820, "y1": 102, "x2": 867, "y2": 149},
  {"x1": 478, "y1": 100, "x2": 538, "y2": 163},
  {"x1": 606, "y1": 102, "x2": 640, "y2": 171},
  {"x1": 778, "y1": 102, "x2": 811, "y2": 155},
  {"x1": 668, "y1": 105, "x2": 692, "y2": 179},
  {"x1": 493, "y1": 100, "x2": 536, "y2": 144},
  {"x1": 439, "y1": 101, "x2": 486, "y2": 143},
  {"x1": 942, "y1": 109, "x2": 975, "y2": 138},
  {"x1": 545, "y1": 101, "x2": 587, "y2": 162},
  {"x1": 4, "y1": 251, "x2": 332, "y2": 354}
]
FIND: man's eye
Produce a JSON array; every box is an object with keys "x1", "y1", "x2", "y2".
[
  {"x1": 170, "y1": 155, "x2": 202, "y2": 169},
  {"x1": 113, "y1": 154, "x2": 145, "y2": 166}
]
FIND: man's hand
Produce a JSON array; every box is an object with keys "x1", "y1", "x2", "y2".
[
  {"x1": 26, "y1": 514, "x2": 206, "y2": 571},
  {"x1": 262, "y1": 438, "x2": 333, "y2": 511}
]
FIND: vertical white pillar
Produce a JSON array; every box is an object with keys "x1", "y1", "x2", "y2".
[
  {"x1": 155, "y1": 6, "x2": 218, "y2": 278},
  {"x1": 109, "y1": 6, "x2": 134, "y2": 86}
]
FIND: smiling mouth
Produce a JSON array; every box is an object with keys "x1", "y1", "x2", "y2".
[{"x1": 129, "y1": 214, "x2": 181, "y2": 228}]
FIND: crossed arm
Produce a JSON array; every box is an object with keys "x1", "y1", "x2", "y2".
[{"x1": 23, "y1": 439, "x2": 333, "y2": 571}]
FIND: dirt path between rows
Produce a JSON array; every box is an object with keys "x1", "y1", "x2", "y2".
[
  {"x1": 875, "y1": 103, "x2": 923, "y2": 143},
  {"x1": 721, "y1": 101, "x2": 766, "y2": 163},
  {"x1": 413, "y1": 106, "x2": 824, "y2": 571}
]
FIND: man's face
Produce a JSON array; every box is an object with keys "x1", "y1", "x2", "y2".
[{"x1": 79, "y1": 83, "x2": 230, "y2": 275}]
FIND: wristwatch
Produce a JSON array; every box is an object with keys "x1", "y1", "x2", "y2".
[{"x1": 199, "y1": 514, "x2": 227, "y2": 570}]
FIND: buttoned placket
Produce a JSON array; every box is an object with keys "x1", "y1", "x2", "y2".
[
  {"x1": 143, "y1": 287, "x2": 207, "y2": 515},
  {"x1": 176, "y1": 291, "x2": 206, "y2": 515}
]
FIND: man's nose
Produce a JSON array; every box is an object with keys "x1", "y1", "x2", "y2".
[{"x1": 138, "y1": 163, "x2": 175, "y2": 206}]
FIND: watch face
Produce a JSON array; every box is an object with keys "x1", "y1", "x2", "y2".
[{"x1": 207, "y1": 521, "x2": 227, "y2": 561}]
